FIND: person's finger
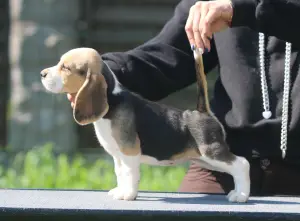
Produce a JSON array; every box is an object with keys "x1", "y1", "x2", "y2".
[
  {"x1": 198, "y1": 3, "x2": 211, "y2": 51},
  {"x1": 205, "y1": 6, "x2": 226, "y2": 34},
  {"x1": 205, "y1": 8, "x2": 229, "y2": 38},
  {"x1": 201, "y1": 9, "x2": 218, "y2": 52},
  {"x1": 185, "y1": 5, "x2": 196, "y2": 48},
  {"x1": 192, "y1": 4, "x2": 204, "y2": 52},
  {"x1": 202, "y1": 24, "x2": 213, "y2": 41},
  {"x1": 205, "y1": 7, "x2": 221, "y2": 29}
]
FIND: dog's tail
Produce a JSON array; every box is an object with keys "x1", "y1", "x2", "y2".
[{"x1": 193, "y1": 49, "x2": 211, "y2": 113}]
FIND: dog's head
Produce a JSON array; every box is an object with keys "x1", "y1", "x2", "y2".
[{"x1": 40, "y1": 48, "x2": 109, "y2": 125}]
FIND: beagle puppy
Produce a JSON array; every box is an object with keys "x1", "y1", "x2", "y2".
[{"x1": 40, "y1": 47, "x2": 250, "y2": 202}]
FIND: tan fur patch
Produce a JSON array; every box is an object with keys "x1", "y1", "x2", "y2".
[
  {"x1": 170, "y1": 147, "x2": 201, "y2": 161},
  {"x1": 61, "y1": 73, "x2": 85, "y2": 93},
  {"x1": 42, "y1": 48, "x2": 109, "y2": 125},
  {"x1": 57, "y1": 49, "x2": 103, "y2": 94},
  {"x1": 73, "y1": 71, "x2": 109, "y2": 125},
  {"x1": 120, "y1": 136, "x2": 141, "y2": 156},
  {"x1": 195, "y1": 55, "x2": 211, "y2": 113},
  {"x1": 112, "y1": 127, "x2": 141, "y2": 156}
]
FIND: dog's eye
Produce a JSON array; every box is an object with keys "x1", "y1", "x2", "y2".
[
  {"x1": 61, "y1": 64, "x2": 69, "y2": 71},
  {"x1": 78, "y1": 70, "x2": 85, "y2": 76}
]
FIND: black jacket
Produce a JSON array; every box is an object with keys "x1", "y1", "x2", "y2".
[
  {"x1": 102, "y1": 0, "x2": 300, "y2": 164},
  {"x1": 231, "y1": 0, "x2": 300, "y2": 47}
]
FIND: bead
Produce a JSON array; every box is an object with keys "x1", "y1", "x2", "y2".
[{"x1": 262, "y1": 111, "x2": 272, "y2": 119}]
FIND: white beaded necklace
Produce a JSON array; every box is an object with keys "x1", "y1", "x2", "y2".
[{"x1": 258, "y1": 32, "x2": 292, "y2": 159}]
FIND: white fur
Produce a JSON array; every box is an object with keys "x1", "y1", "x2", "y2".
[
  {"x1": 93, "y1": 119, "x2": 140, "y2": 200},
  {"x1": 41, "y1": 66, "x2": 64, "y2": 93},
  {"x1": 199, "y1": 155, "x2": 250, "y2": 202},
  {"x1": 193, "y1": 48, "x2": 203, "y2": 59}
]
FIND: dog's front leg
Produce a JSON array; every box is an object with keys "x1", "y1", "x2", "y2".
[
  {"x1": 108, "y1": 157, "x2": 124, "y2": 199},
  {"x1": 108, "y1": 154, "x2": 141, "y2": 201},
  {"x1": 121, "y1": 154, "x2": 141, "y2": 200}
]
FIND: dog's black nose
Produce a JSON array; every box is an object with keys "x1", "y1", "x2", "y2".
[{"x1": 40, "y1": 70, "x2": 48, "y2": 78}]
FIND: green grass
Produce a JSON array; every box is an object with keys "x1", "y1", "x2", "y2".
[{"x1": 0, "y1": 144, "x2": 187, "y2": 192}]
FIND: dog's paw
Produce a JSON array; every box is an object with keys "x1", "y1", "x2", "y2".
[
  {"x1": 108, "y1": 187, "x2": 138, "y2": 201},
  {"x1": 226, "y1": 190, "x2": 249, "y2": 203},
  {"x1": 108, "y1": 187, "x2": 122, "y2": 198},
  {"x1": 123, "y1": 189, "x2": 138, "y2": 201}
]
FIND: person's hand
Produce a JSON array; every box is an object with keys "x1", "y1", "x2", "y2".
[
  {"x1": 67, "y1": 93, "x2": 76, "y2": 109},
  {"x1": 185, "y1": 0, "x2": 233, "y2": 53}
]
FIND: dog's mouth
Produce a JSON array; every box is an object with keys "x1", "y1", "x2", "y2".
[{"x1": 41, "y1": 74, "x2": 64, "y2": 94}]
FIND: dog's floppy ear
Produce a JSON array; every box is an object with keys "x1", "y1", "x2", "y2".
[{"x1": 73, "y1": 68, "x2": 108, "y2": 125}]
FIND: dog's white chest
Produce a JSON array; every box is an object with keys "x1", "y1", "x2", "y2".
[{"x1": 93, "y1": 119, "x2": 120, "y2": 156}]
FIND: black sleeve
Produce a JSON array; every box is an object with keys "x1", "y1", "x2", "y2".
[
  {"x1": 231, "y1": 0, "x2": 300, "y2": 48},
  {"x1": 101, "y1": 0, "x2": 219, "y2": 101}
]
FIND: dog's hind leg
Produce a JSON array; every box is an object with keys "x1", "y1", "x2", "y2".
[{"x1": 198, "y1": 144, "x2": 250, "y2": 203}]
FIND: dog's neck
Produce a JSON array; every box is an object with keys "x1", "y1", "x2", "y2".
[{"x1": 101, "y1": 61, "x2": 128, "y2": 119}]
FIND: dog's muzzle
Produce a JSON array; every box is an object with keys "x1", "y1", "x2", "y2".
[{"x1": 40, "y1": 67, "x2": 64, "y2": 93}]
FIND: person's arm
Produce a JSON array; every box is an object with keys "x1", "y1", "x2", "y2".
[
  {"x1": 101, "y1": 0, "x2": 219, "y2": 101},
  {"x1": 230, "y1": 0, "x2": 300, "y2": 47}
]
